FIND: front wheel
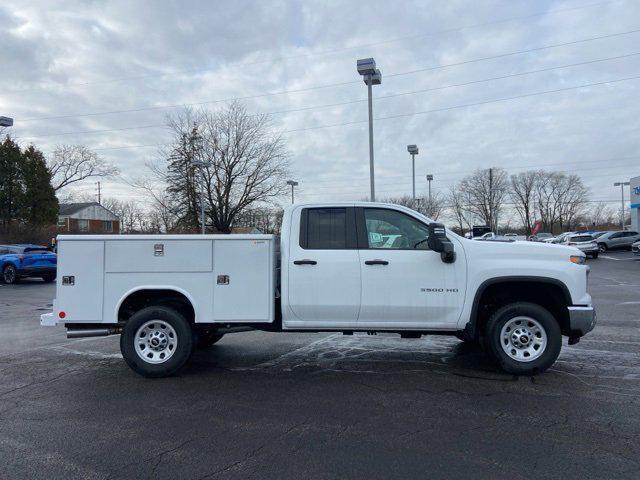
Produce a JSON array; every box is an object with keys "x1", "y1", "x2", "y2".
[
  {"x1": 120, "y1": 306, "x2": 194, "y2": 378},
  {"x1": 598, "y1": 243, "x2": 607, "y2": 253},
  {"x1": 483, "y1": 302, "x2": 561, "y2": 375},
  {"x1": 2, "y1": 265, "x2": 18, "y2": 284}
]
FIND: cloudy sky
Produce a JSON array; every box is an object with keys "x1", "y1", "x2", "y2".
[{"x1": 1, "y1": 0, "x2": 639, "y2": 211}]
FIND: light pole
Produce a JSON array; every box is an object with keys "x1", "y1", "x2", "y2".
[
  {"x1": 191, "y1": 159, "x2": 211, "y2": 234},
  {"x1": 426, "y1": 174, "x2": 434, "y2": 203},
  {"x1": 357, "y1": 58, "x2": 381, "y2": 202},
  {"x1": 286, "y1": 180, "x2": 298, "y2": 204},
  {"x1": 614, "y1": 181, "x2": 630, "y2": 229},
  {"x1": 0, "y1": 116, "x2": 13, "y2": 127},
  {"x1": 407, "y1": 145, "x2": 418, "y2": 200}
]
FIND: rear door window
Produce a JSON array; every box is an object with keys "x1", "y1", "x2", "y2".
[{"x1": 300, "y1": 208, "x2": 356, "y2": 249}]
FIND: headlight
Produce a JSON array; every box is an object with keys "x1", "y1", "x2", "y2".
[{"x1": 570, "y1": 255, "x2": 586, "y2": 265}]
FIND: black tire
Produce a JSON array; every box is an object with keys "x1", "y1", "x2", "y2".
[
  {"x1": 2, "y1": 265, "x2": 18, "y2": 284},
  {"x1": 483, "y1": 302, "x2": 562, "y2": 375},
  {"x1": 196, "y1": 330, "x2": 224, "y2": 348},
  {"x1": 42, "y1": 274, "x2": 56, "y2": 283},
  {"x1": 598, "y1": 243, "x2": 607, "y2": 253},
  {"x1": 591, "y1": 252, "x2": 598, "y2": 259},
  {"x1": 120, "y1": 306, "x2": 194, "y2": 378}
]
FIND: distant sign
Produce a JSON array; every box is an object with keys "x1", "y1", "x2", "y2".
[
  {"x1": 631, "y1": 176, "x2": 640, "y2": 209},
  {"x1": 0, "y1": 116, "x2": 13, "y2": 127}
]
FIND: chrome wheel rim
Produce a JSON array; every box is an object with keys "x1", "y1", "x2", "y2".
[
  {"x1": 3, "y1": 267, "x2": 15, "y2": 283},
  {"x1": 134, "y1": 320, "x2": 177, "y2": 364},
  {"x1": 500, "y1": 316, "x2": 547, "y2": 363}
]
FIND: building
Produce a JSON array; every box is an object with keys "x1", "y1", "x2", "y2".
[
  {"x1": 631, "y1": 175, "x2": 640, "y2": 232},
  {"x1": 57, "y1": 203, "x2": 120, "y2": 234}
]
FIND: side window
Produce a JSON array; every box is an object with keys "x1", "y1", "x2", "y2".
[
  {"x1": 300, "y1": 208, "x2": 355, "y2": 249},
  {"x1": 78, "y1": 219, "x2": 90, "y2": 232},
  {"x1": 363, "y1": 208, "x2": 430, "y2": 250}
]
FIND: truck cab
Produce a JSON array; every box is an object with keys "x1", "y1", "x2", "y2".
[{"x1": 41, "y1": 202, "x2": 596, "y2": 378}]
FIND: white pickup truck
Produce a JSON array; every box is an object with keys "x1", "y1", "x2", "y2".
[{"x1": 41, "y1": 202, "x2": 596, "y2": 377}]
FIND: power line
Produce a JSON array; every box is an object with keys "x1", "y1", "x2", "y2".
[
  {"x1": 6, "y1": 0, "x2": 619, "y2": 94},
  {"x1": 20, "y1": 66, "x2": 640, "y2": 141},
  {"x1": 280, "y1": 73, "x2": 640, "y2": 134},
  {"x1": 17, "y1": 26, "x2": 640, "y2": 123}
]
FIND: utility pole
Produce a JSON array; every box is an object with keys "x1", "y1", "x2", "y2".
[
  {"x1": 96, "y1": 182, "x2": 101, "y2": 204},
  {"x1": 614, "y1": 181, "x2": 630, "y2": 229},
  {"x1": 426, "y1": 174, "x2": 433, "y2": 203},
  {"x1": 489, "y1": 167, "x2": 494, "y2": 231}
]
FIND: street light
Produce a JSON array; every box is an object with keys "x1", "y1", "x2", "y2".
[
  {"x1": 426, "y1": 174, "x2": 434, "y2": 202},
  {"x1": 0, "y1": 116, "x2": 13, "y2": 127},
  {"x1": 357, "y1": 58, "x2": 382, "y2": 202},
  {"x1": 614, "y1": 181, "x2": 630, "y2": 229},
  {"x1": 407, "y1": 145, "x2": 418, "y2": 200},
  {"x1": 286, "y1": 180, "x2": 299, "y2": 204},
  {"x1": 191, "y1": 159, "x2": 211, "y2": 234}
]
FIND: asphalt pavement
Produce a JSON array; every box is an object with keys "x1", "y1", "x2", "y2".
[{"x1": 1, "y1": 251, "x2": 639, "y2": 479}]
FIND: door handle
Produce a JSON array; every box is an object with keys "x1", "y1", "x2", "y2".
[
  {"x1": 365, "y1": 259, "x2": 389, "y2": 265},
  {"x1": 293, "y1": 259, "x2": 317, "y2": 265}
]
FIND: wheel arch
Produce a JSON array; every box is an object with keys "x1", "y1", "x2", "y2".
[
  {"x1": 115, "y1": 286, "x2": 197, "y2": 324},
  {"x1": 466, "y1": 276, "x2": 572, "y2": 339}
]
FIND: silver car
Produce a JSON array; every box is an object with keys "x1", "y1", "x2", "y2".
[
  {"x1": 596, "y1": 230, "x2": 640, "y2": 253},
  {"x1": 633, "y1": 240, "x2": 640, "y2": 256},
  {"x1": 561, "y1": 234, "x2": 599, "y2": 258}
]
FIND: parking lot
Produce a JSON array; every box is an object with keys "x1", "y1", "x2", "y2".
[{"x1": 1, "y1": 251, "x2": 638, "y2": 480}]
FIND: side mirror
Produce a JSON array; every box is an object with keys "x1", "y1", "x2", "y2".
[{"x1": 427, "y1": 223, "x2": 456, "y2": 264}]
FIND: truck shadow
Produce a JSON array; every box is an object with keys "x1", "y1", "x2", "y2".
[{"x1": 188, "y1": 334, "x2": 506, "y2": 380}]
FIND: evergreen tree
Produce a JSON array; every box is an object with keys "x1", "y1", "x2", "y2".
[
  {"x1": 21, "y1": 145, "x2": 58, "y2": 226},
  {"x1": 0, "y1": 136, "x2": 24, "y2": 228}
]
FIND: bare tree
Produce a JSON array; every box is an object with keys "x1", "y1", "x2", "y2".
[
  {"x1": 535, "y1": 171, "x2": 588, "y2": 232},
  {"x1": 446, "y1": 185, "x2": 472, "y2": 234},
  {"x1": 48, "y1": 145, "x2": 119, "y2": 192},
  {"x1": 510, "y1": 170, "x2": 540, "y2": 235},
  {"x1": 458, "y1": 168, "x2": 509, "y2": 232},
  {"x1": 380, "y1": 194, "x2": 445, "y2": 220},
  {"x1": 158, "y1": 103, "x2": 290, "y2": 233}
]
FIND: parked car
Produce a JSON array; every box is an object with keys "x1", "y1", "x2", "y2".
[
  {"x1": 0, "y1": 244, "x2": 57, "y2": 284},
  {"x1": 42, "y1": 202, "x2": 595, "y2": 378},
  {"x1": 632, "y1": 240, "x2": 639, "y2": 256},
  {"x1": 472, "y1": 232, "x2": 496, "y2": 240},
  {"x1": 529, "y1": 233, "x2": 553, "y2": 242},
  {"x1": 596, "y1": 231, "x2": 640, "y2": 253},
  {"x1": 550, "y1": 232, "x2": 575, "y2": 244},
  {"x1": 561, "y1": 234, "x2": 599, "y2": 258}
]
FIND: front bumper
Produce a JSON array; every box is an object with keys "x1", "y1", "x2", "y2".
[{"x1": 567, "y1": 306, "x2": 597, "y2": 336}]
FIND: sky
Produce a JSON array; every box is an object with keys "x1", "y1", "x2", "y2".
[{"x1": 1, "y1": 0, "x2": 639, "y2": 214}]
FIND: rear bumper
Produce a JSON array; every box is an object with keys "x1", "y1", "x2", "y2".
[
  {"x1": 17, "y1": 266, "x2": 56, "y2": 277},
  {"x1": 567, "y1": 306, "x2": 597, "y2": 337}
]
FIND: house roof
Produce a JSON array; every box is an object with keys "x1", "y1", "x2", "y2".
[{"x1": 59, "y1": 202, "x2": 99, "y2": 216}]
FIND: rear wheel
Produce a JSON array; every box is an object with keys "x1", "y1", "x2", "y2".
[
  {"x1": 2, "y1": 265, "x2": 18, "y2": 284},
  {"x1": 120, "y1": 306, "x2": 194, "y2": 378},
  {"x1": 483, "y1": 302, "x2": 561, "y2": 375}
]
